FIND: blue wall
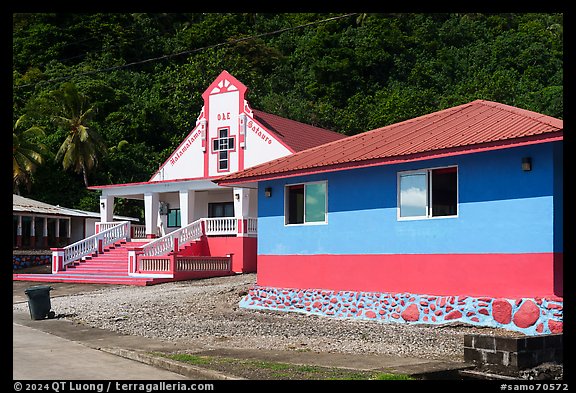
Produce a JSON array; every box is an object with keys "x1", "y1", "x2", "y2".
[
  {"x1": 258, "y1": 142, "x2": 562, "y2": 255},
  {"x1": 553, "y1": 142, "x2": 563, "y2": 252}
]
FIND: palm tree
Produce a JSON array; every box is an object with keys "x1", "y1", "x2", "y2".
[
  {"x1": 13, "y1": 115, "x2": 49, "y2": 194},
  {"x1": 51, "y1": 82, "x2": 106, "y2": 187}
]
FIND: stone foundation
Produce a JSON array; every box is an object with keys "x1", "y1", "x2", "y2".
[
  {"x1": 240, "y1": 286, "x2": 563, "y2": 336},
  {"x1": 13, "y1": 254, "x2": 51, "y2": 270}
]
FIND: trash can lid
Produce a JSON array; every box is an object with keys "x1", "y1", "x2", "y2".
[{"x1": 24, "y1": 285, "x2": 53, "y2": 293}]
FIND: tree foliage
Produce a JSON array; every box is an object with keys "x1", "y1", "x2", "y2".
[
  {"x1": 12, "y1": 12, "x2": 563, "y2": 215},
  {"x1": 50, "y1": 82, "x2": 106, "y2": 187},
  {"x1": 12, "y1": 115, "x2": 49, "y2": 194}
]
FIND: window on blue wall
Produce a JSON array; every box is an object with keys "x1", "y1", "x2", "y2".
[
  {"x1": 285, "y1": 181, "x2": 327, "y2": 225},
  {"x1": 167, "y1": 209, "x2": 181, "y2": 227},
  {"x1": 398, "y1": 166, "x2": 457, "y2": 219}
]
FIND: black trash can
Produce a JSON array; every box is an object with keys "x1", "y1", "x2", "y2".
[{"x1": 24, "y1": 285, "x2": 54, "y2": 320}]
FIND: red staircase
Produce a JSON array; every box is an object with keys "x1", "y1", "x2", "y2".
[{"x1": 13, "y1": 240, "x2": 171, "y2": 286}]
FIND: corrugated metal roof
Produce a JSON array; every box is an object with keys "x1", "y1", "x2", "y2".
[
  {"x1": 253, "y1": 109, "x2": 346, "y2": 152},
  {"x1": 13, "y1": 194, "x2": 86, "y2": 216},
  {"x1": 13, "y1": 194, "x2": 139, "y2": 221},
  {"x1": 217, "y1": 100, "x2": 563, "y2": 185}
]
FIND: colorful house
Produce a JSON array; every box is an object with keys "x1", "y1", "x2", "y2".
[
  {"x1": 13, "y1": 70, "x2": 345, "y2": 285},
  {"x1": 216, "y1": 100, "x2": 563, "y2": 335}
]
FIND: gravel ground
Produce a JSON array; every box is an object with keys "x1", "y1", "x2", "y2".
[{"x1": 12, "y1": 273, "x2": 524, "y2": 363}]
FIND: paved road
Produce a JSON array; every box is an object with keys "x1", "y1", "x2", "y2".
[
  {"x1": 13, "y1": 321, "x2": 190, "y2": 380},
  {"x1": 13, "y1": 279, "x2": 195, "y2": 380}
]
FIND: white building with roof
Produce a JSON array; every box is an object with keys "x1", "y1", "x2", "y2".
[{"x1": 13, "y1": 194, "x2": 139, "y2": 250}]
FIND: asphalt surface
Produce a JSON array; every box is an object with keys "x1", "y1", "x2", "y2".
[{"x1": 12, "y1": 277, "x2": 473, "y2": 381}]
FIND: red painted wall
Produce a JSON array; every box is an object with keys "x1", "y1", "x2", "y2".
[
  {"x1": 257, "y1": 253, "x2": 562, "y2": 299},
  {"x1": 179, "y1": 236, "x2": 257, "y2": 273}
]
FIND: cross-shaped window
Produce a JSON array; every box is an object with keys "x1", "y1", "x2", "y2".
[{"x1": 212, "y1": 128, "x2": 235, "y2": 171}]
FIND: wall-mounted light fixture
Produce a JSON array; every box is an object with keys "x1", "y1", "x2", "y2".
[
  {"x1": 235, "y1": 193, "x2": 240, "y2": 201},
  {"x1": 100, "y1": 202, "x2": 105, "y2": 209},
  {"x1": 522, "y1": 157, "x2": 532, "y2": 172},
  {"x1": 264, "y1": 187, "x2": 272, "y2": 198}
]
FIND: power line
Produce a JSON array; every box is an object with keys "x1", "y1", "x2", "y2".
[
  {"x1": 44, "y1": 13, "x2": 181, "y2": 65},
  {"x1": 15, "y1": 13, "x2": 359, "y2": 90}
]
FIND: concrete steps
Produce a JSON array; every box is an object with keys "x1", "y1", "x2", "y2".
[{"x1": 12, "y1": 240, "x2": 170, "y2": 286}]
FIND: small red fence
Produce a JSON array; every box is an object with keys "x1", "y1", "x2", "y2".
[{"x1": 133, "y1": 253, "x2": 233, "y2": 280}]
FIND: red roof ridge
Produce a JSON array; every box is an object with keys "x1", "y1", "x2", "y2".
[
  {"x1": 252, "y1": 100, "x2": 477, "y2": 161},
  {"x1": 215, "y1": 100, "x2": 563, "y2": 185},
  {"x1": 472, "y1": 99, "x2": 563, "y2": 129},
  {"x1": 252, "y1": 109, "x2": 333, "y2": 133},
  {"x1": 251, "y1": 109, "x2": 346, "y2": 152}
]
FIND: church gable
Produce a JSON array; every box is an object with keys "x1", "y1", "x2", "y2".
[{"x1": 150, "y1": 70, "x2": 336, "y2": 182}]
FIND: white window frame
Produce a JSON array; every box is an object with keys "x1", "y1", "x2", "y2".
[
  {"x1": 212, "y1": 127, "x2": 235, "y2": 171},
  {"x1": 284, "y1": 180, "x2": 328, "y2": 226},
  {"x1": 397, "y1": 165, "x2": 458, "y2": 221}
]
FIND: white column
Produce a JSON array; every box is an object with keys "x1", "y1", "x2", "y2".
[
  {"x1": 16, "y1": 215, "x2": 23, "y2": 248},
  {"x1": 42, "y1": 217, "x2": 48, "y2": 248},
  {"x1": 30, "y1": 216, "x2": 36, "y2": 248},
  {"x1": 233, "y1": 187, "x2": 250, "y2": 218},
  {"x1": 55, "y1": 218, "x2": 61, "y2": 241},
  {"x1": 233, "y1": 187, "x2": 251, "y2": 237},
  {"x1": 16, "y1": 215, "x2": 22, "y2": 236},
  {"x1": 144, "y1": 192, "x2": 159, "y2": 238},
  {"x1": 100, "y1": 195, "x2": 114, "y2": 222},
  {"x1": 248, "y1": 188, "x2": 258, "y2": 217},
  {"x1": 179, "y1": 190, "x2": 196, "y2": 227}
]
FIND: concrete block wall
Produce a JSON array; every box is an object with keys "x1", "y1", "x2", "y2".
[{"x1": 463, "y1": 334, "x2": 563, "y2": 370}]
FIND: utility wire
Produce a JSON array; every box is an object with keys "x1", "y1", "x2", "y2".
[
  {"x1": 15, "y1": 13, "x2": 359, "y2": 90},
  {"x1": 46, "y1": 13, "x2": 180, "y2": 65}
]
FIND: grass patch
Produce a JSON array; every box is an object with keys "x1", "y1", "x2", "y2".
[
  {"x1": 158, "y1": 352, "x2": 415, "y2": 380},
  {"x1": 372, "y1": 372, "x2": 415, "y2": 380},
  {"x1": 164, "y1": 353, "x2": 212, "y2": 365},
  {"x1": 251, "y1": 361, "x2": 292, "y2": 371},
  {"x1": 295, "y1": 365, "x2": 322, "y2": 373}
]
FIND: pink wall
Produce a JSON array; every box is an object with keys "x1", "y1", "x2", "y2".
[
  {"x1": 179, "y1": 236, "x2": 257, "y2": 273},
  {"x1": 257, "y1": 253, "x2": 562, "y2": 299},
  {"x1": 204, "y1": 237, "x2": 257, "y2": 273}
]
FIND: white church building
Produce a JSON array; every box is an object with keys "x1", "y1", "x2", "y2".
[{"x1": 15, "y1": 70, "x2": 345, "y2": 285}]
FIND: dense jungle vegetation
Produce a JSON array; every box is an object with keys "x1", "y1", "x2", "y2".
[{"x1": 12, "y1": 13, "x2": 563, "y2": 220}]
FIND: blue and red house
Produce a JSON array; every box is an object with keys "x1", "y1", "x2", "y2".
[{"x1": 217, "y1": 100, "x2": 563, "y2": 335}]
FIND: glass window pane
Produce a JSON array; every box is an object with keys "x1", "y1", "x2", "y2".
[
  {"x1": 224, "y1": 203, "x2": 234, "y2": 217},
  {"x1": 431, "y1": 168, "x2": 458, "y2": 217},
  {"x1": 400, "y1": 173, "x2": 427, "y2": 217},
  {"x1": 305, "y1": 182, "x2": 326, "y2": 223},
  {"x1": 167, "y1": 209, "x2": 181, "y2": 227},
  {"x1": 287, "y1": 185, "x2": 304, "y2": 224}
]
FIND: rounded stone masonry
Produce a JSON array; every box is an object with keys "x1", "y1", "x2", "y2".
[
  {"x1": 13, "y1": 254, "x2": 51, "y2": 270},
  {"x1": 239, "y1": 287, "x2": 563, "y2": 336}
]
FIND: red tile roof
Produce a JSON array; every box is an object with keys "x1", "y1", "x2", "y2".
[
  {"x1": 253, "y1": 109, "x2": 346, "y2": 152},
  {"x1": 217, "y1": 100, "x2": 563, "y2": 185}
]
